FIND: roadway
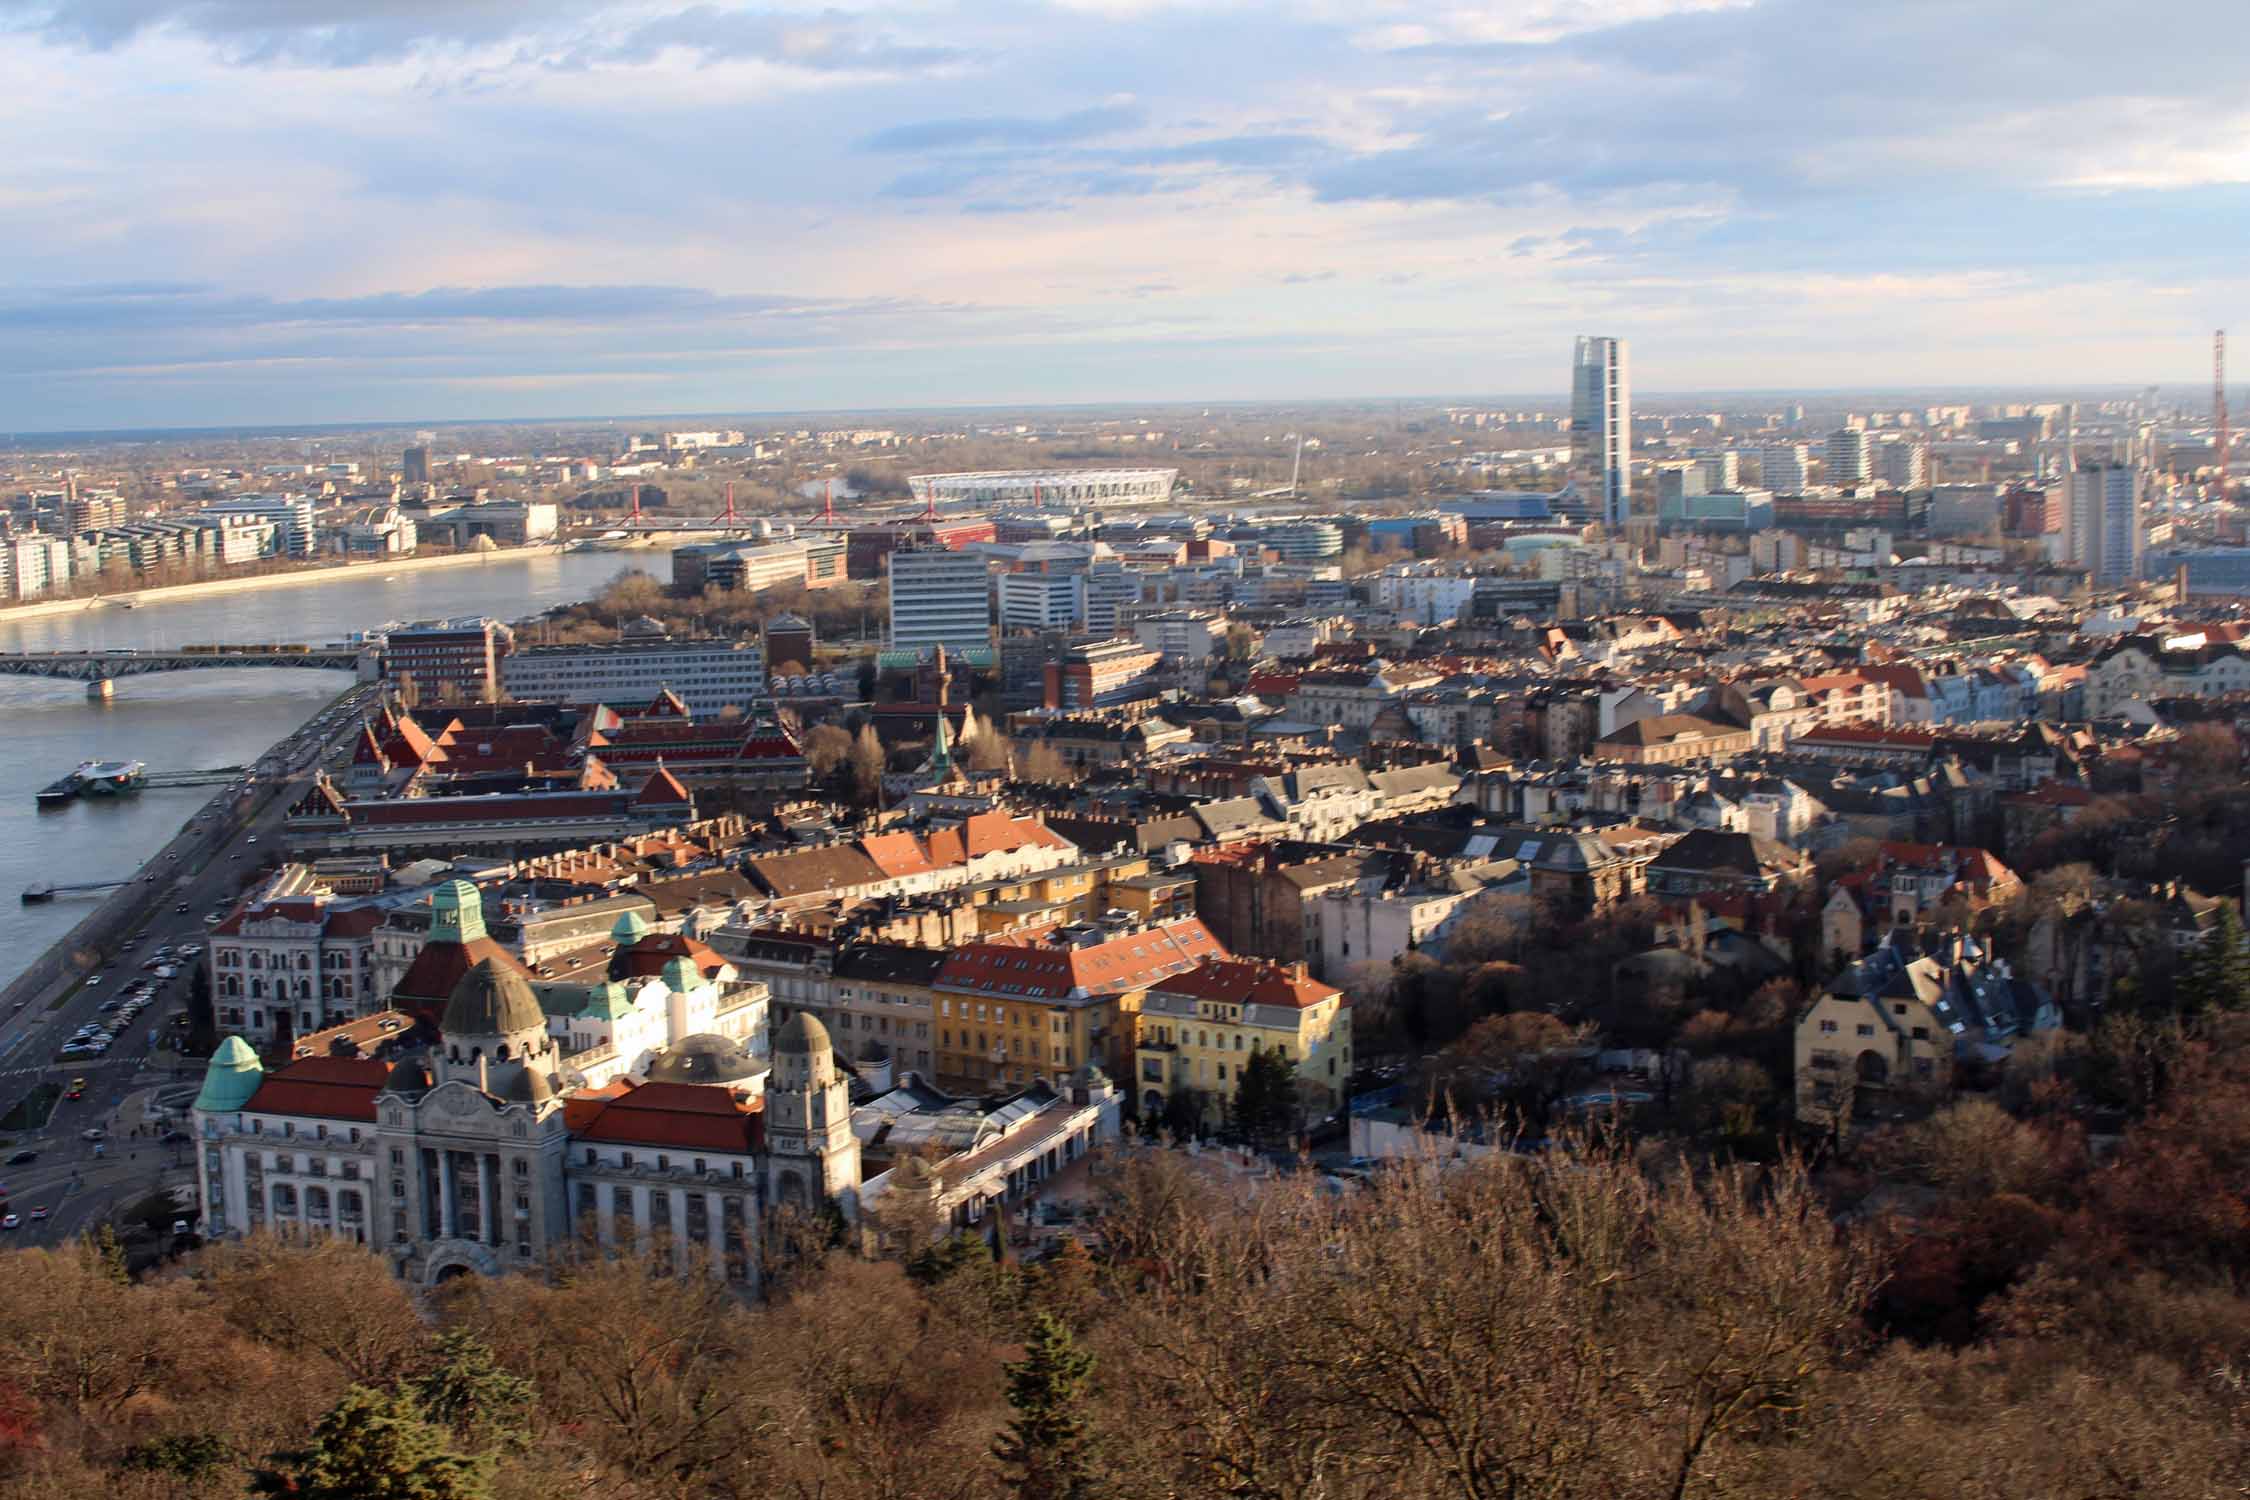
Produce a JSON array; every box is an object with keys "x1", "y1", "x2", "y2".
[{"x1": 0, "y1": 682, "x2": 382, "y2": 1250}]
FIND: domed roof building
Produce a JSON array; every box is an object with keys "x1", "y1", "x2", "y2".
[
  {"x1": 195, "y1": 1036, "x2": 265, "y2": 1114},
  {"x1": 645, "y1": 1032, "x2": 768, "y2": 1090},
  {"x1": 436, "y1": 957, "x2": 560, "y2": 1101}
]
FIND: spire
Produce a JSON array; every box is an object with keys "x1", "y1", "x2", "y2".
[{"x1": 931, "y1": 702, "x2": 954, "y2": 776}]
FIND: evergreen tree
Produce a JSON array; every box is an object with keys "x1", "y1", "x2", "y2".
[
  {"x1": 2180, "y1": 903, "x2": 2250, "y2": 1016},
  {"x1": 907, "y1": 1232, "x2": 994, "y2": 1288},
  {"x1": 408, "y1": 1330, "x2": 533, "y2": 1454},
  {"x1": 255, "y1": 1386, "x2": 490, "y2": 1500},
  {"x1": 994, "y1": 1312, "x2": 1100, "y2": 1500},
  {"x1": 123, "y1": 1431, "x2": 233, "y2": 1483},
  {"x1": 1233, "y1": 1044, "x2": 1299, "y2": 1148}
]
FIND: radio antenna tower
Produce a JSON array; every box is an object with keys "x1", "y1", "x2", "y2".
[
  {"x1": 720, "y1": 480, "x2": 740, "y2": 527},
  {"x1": 2217, "y1": 329, "x2": 2230, "y2": 495},
  {"x1": 821, "y1": 477, "x2": 837, "y2": 523}
]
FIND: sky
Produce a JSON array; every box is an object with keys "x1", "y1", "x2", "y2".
[{"x1": 0, "y1": 0, "x2": 2246, "y2": 429}]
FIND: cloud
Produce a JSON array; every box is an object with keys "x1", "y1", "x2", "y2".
[
  {"x1": 859, "y1": 102, "x2": 1145, "y2": 154},
  {"x1": 4, "y1": 0, "x2": 2250, "y2": 427},
  {"x1": 0, "y1": 0, "x2": 593, "y2": 64}
]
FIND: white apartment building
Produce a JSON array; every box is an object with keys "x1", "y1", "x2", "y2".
[
  {"x1": 888, "y1": 546, "x2": 994, "y2": 655},
  {"x1": 1132, "y1": 610, "x2": 1225, "y2": 660},
  {"x1": 1758, "y1": 443, "x2": 1809, "y2": 494},
  {"x1": 1826, "y1": 428, "x2": 1871, "y2": 485},
  {"x1": 998, "y1": 571, "x2": 1085, "y2": 631},
  {"x1": 203, "y1": 494, "x2": 318, "y2": 556},
  {"x1": 3, "y1": 534, "x2": 74, "y2": 599},
  {"x1": 1876, "y1": 438, "x2": 1926, "y2": 488},
  {"x1": 1570, "y1": 335, "x2": 1631, "y2": 528},
  {"x1": 1375, "y1": 570, "x2": 1479, "y2": 624},
  {"x1": 500, "y1": 638, "x2": 770, "y2": 718}
]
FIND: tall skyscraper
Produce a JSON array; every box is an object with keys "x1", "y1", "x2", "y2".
[
  {"x1": 403, "y1": 445, "x2": 431, "y2": 485},
  {"x1": 1825, "y1": 428, "x2": 1871, "y2": 485},
  {"x1": 887, "y1": 546, "x2": 993, "y2": 655},
  {"x1": 2067, "y1": 463, "x2": 2143, "y2": 586},
  {"x1": 1570, "y1": 335, "x2": 1631, "y2": 528}
]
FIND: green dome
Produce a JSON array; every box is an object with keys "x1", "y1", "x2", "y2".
[
  {"x1": 585, "y1": 981, "x2": 637, "y2": 1022},
  {"x1": 660, "y1": 956, "x2": 701, "y2": 993},
  {"x1": 610, "y1": 907, "x2": 653, "y2": 945},
  {"x1": 195, "y1": 1036, "x2": 265, "y2": 1114}
]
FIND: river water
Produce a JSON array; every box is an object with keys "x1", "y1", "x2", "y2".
[{"x1": 0, "y1": 551, "x2": 637, "y2": 990}]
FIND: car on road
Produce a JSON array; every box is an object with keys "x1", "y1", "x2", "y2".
[
  {"x1": 64, "y1": 1087, "x2": 83, "y2": 1102},
  {"x1": 80, "y1": 1129, "x2": 104, "y2": 1142},
  {"x1": 245, "y1": 835, "x2": 258, "y2": 845},
  {"x1": 1, "y1": 1215, "x2": 16, "y2": 1231},
  {"x1": 4, "y1": 1151, "x2": 36, "y2": 1166},
  {"x1": 171, "y1": 1219, "x2": 191, "y2": 1235},
  {"x1": 84, "y1": 975, "x2": 103, "y2": 987},
  {"x1": 175, "y1": 902, "x2": 192, "y2": 914},
  {"x1": 29, "y1": 1206, "x2": 48, "y2": 1221},
  {"x1": 160, "y1": 1129, "x2": 190, "y2": 1145},
  {"x1": 98, "y1": 1000, "x2": 121, "y2": 1012},
  {"x1": 204, "y1": 913, "x2": 223, "y2": 923}
]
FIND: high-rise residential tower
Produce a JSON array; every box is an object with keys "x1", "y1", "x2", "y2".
[
  {"x1": 1826, "y1": 428, "x2": 1871, "y2": 485},
  {"x1": 2067, "y1": 463, "x2": 2143, "y2": 587},
  {"x1": 1570, "y1": 335, "x2": 1631, "y2": 528}
]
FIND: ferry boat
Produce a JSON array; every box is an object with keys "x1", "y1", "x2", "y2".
[{"x1": 73, "y1": 759, "x2": 146, "y2": 796}]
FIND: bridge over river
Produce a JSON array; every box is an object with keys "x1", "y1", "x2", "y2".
[{"x1": 0, "y1": 643, "x2": 373, "y2": 697}]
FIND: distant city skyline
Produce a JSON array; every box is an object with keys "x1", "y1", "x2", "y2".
[{"x1": 0, "y1": 0, "x2": 2244, "y2": 428}]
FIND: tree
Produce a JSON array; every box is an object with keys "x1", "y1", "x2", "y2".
[
  {"x1": 1024, "y1": 743, "x2": 1069, "y2": 784},
  {"x1": 2179, "y1": 902, "x2": 2250, "y2": 1016},
  {"x1": 407, "y1": 1331, "x2": 533, "y2": 1455},
  {"x1": 849, "y1": 724, "x2": 887, "y2": 804},
  {"x1": 123, "y1": 1431, "x2": 233, "y2": 1483},
  {"x1": 255, "y1": 1386, "x2": 490, "y2": 1500},
  {"x1": 1223, "y1": 623, "x2": 1258, "y2": 661},
  {"x1": 993, "y1": 1312, "x2": 1100, "y2": 1500},
  {"x1": 1232, "y1": 1044, "x2": 1298, "y2": 1147},
  {"x1": 803, "y1": 723, "x2": 853, "y2": 781},
  {"x1": 969, "y1": 727, "x2": 1014, "y2": 773}
]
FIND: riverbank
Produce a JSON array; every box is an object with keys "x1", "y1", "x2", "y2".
[{"x1": 0, "y1": 543, "x2": 572, "y2": 624}]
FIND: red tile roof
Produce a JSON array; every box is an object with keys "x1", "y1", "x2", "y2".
[
  {"x1": 242, "y1": 1056, "x2": 391, "y2": 1122},
  {"x1": 937, "y1": 917, "x2": 1226, "y2": 1002},
  {"x1": 634, "y1": 765, "x2": 694, "y2": 807},
  {"x1": 570, "y1": 1079, "x2": 764, "y2": 1152},
  {"x1": 1151, "y1": 957, "x2": 1340, "y2": 1011}
]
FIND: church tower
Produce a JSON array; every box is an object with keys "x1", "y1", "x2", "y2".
[{"x1": 765, "y1": 1011, "x2": 860, "y2": 1217}]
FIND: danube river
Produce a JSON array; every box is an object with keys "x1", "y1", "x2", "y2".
[{"x1": 0, "y1": 551, "x2": 635, "y2": 991}]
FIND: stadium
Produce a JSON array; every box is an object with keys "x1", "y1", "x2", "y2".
[{"x1": 908, "y1": 468, "x2": 1179, "y2": 509}]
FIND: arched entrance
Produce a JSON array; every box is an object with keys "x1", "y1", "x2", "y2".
[{"x1": 1855, "y1": 1051, "x2": 1890, "y2": 1085}]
